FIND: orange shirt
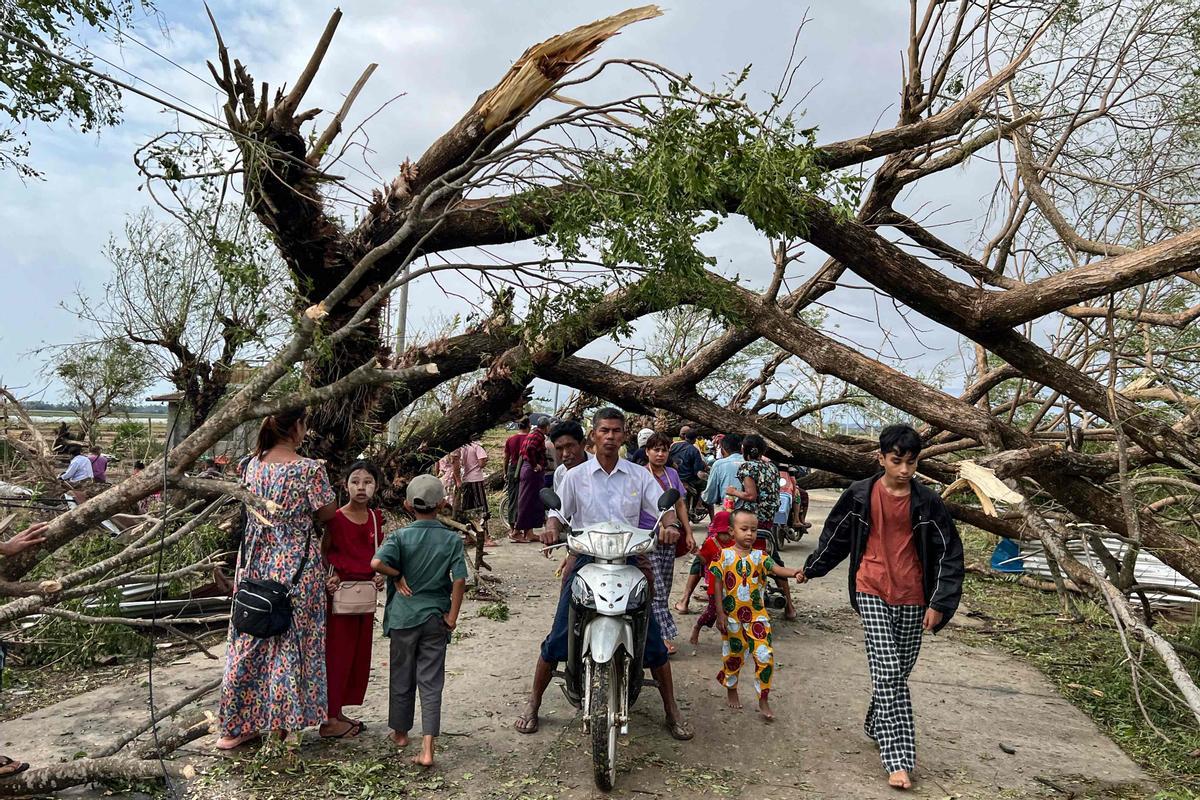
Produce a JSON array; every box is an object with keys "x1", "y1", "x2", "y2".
[{"x1": 855, "y1": 481, "x2": 925, "y2": 606}]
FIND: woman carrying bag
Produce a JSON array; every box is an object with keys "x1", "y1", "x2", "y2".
[
  {"x1": 216, "y1": 408, "x2": 338, "y2": 750},
  {"x1": 322, "y1": 459, "x2": 387, "y2": 739},
  {"x1": 642, "y1": 432, "x2": 695, "y2": 656}
]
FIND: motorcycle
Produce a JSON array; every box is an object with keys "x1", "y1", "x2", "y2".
[
  {"x1": 540, "y1": 486, "x2": 680, "y2": 792},
  {"x1": 685, "y1": 477, "x2": 710, "y2": 525}
]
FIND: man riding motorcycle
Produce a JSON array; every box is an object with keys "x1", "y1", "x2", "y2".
[{"x1": 513, "y1": 407, "x2": 693, "y2": 741}]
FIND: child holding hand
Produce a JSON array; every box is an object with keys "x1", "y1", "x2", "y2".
[{"x1": 712, "y1": 508, "x2": 803, "y2": 721}]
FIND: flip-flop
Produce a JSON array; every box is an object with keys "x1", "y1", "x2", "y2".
[
  {"x1": 666, "y1": 719, "x2": 694, "y2": 741},
  {"x1": 320, "y1": 721, "x2": 362, "y2": 740},
  {"x1": 513, "y1": 712, "x2": 539, "y2": 734},
  {"x1": 673, "y1": 602, "x2": 692, "y2": 614},
  {"x1": 0, "y1": 756, "x2": 29, "y2": 778}
]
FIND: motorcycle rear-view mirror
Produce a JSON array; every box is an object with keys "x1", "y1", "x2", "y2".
[
  {"x1": 540, "y1": 488, "x2": 562, "y2": 511},
  {"x1": 658, "y1": 488, "x2": 680, "y2": 510}
]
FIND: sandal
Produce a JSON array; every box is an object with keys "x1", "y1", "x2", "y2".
[
  {"x1": 0, "y1": 756, "x2": 29, "y2": 778},
  {"x1": 673, "y1": 601, "x2": 692, "y2": 615},
  {"x1": 215, "y1": 732, "x2": 262, "y2": 751},
  {"x1": 665, "y1": 718, "x2": 694, "y2": 741},
  {"x1": 513, "y1": 711, "x2": 540, "y2": 734},
  {"x1": 319, "y1": 720, "x2": 362, "y2": 740},
  {"x1": 337, "y1": 715, "x2": 366, "y2": 731}
]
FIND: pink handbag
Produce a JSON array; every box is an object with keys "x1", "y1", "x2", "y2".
[{"x1": 330, "y1": 511, "x2": 381, "y2": 616}]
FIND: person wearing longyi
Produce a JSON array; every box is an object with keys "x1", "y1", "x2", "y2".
[
  {"x1": 321, "y1": 459, "x2": 386, "y2": 740},
  {"x1": 216, "y1": 408, "x2": 338, "y2": 751}
]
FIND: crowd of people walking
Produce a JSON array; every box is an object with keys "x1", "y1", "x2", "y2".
[{"x1": 0, "y1": 405, "x2": 963, "y2": 789}]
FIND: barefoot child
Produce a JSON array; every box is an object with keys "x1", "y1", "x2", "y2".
[
  {"x1": 688, "y1": 510, "x2": 734, "y2": 648},
  {"x1": 712, "y1": 509, "x2": 802, "y2": 721},
  {"x1": 371, "y1": 474, "x2": 467, "y2": 768},
  {"x1": 801, "y1": 425, "x2": 963, "y2": 790}
]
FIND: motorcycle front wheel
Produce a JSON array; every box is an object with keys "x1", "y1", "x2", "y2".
[{"x1": 588, "y1": 657, "x2": 621, "y2": 791}]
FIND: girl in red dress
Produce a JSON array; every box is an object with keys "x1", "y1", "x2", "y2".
[{"x1": 322, "y1": 459, "x2": 386, "y2": 738}]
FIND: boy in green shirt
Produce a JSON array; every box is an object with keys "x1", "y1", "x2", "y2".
[{"x1": 371, "y1": 474, "x2": 468, "y2": 767}]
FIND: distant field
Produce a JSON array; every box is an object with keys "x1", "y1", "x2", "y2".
[{"x1": 24, "y1": 410, "x2": 168, "y2": 424}]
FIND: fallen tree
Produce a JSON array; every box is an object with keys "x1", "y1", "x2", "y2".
[{"x1": 4, "y1": 2, "x2": 1200, "y2": 790}]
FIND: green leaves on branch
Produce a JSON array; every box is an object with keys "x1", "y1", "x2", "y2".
[
  {"x1": 0, "y1": 0, "x2": 153, "y2": 176},
  {"x1": 519, "y1": 70, "x2": 860, "y2": 281}
]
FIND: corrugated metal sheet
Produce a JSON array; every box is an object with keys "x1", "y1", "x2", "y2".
[{"x1": 1016, "y1": 532, "x2": 1199, "y2": 608}]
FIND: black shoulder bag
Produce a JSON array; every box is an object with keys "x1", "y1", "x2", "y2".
[{"x1": 231, "y1": 522, "x2": 314, "y2": 639}]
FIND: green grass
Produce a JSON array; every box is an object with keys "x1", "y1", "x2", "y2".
[{"x1": 955, "y1": 528, "x2": 1200, "y2": 798}]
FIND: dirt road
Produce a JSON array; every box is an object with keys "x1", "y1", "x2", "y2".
[{"x1": 6, "y1": 491, "x2": 1153, "y2": 798}]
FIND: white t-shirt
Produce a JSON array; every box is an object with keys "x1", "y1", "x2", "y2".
[{"x1": 61, "y1": 454, "x2": 94, "y2": 482}]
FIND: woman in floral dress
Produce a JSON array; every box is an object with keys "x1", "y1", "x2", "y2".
[{"x1": 216, "y1": 408, "x2": 339, "y2": 749}]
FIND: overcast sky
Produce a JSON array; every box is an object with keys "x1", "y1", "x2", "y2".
[{"x1": 0, "y1": 1, "x2": 998, "y2": 407}]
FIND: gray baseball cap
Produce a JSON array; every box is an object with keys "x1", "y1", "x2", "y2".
[{"x1": 406, "y1": 474, "x2": 445, "y2": 512}]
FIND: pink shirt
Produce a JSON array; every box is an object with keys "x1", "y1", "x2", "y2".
[{"x1": 460, "y1": 442, "x2": 488, "y2": 482}]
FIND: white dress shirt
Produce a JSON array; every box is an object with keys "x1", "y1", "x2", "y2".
[
  {"x1": 60, "y1": 454, "x2": 94, "y2": 483},
  {"x1": 550, "y1": 453, "x2": 594, "y2": 524},
  {"x1": 556, "y1": 456, "x2": 665, "y2": 529}
]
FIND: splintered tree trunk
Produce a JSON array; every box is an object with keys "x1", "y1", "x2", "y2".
[{"x1": 305, "y1": 306, "x2": 389, "y2": 470}]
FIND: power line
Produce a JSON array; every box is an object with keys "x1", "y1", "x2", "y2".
[
  {"x1": 0, "y1": 28, "x2": 377, "y2": 206},
  {"x1": 90, "y1": 15, "x2": 222, "y2": 93},
  {"x1": 61, "y1": 37, "x2": 227, "y2": 135},
  {"x1": 79, "y1": 16, "x2": 389, "y2": 191}
]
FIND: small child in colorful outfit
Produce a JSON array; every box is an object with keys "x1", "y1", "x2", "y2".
[
  {"x1": 687, "y1": 510, "x2": 735, "y2": 648},
  {"x1": 711, "y1": 508, "x2": 803, "y2": 721}
]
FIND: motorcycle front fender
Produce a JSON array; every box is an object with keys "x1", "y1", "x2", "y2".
[{"x1": 582, "y1": 615, "x2": 633, "y2": 665}]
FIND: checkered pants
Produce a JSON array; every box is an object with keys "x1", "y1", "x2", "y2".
[
  {"x1": 857, "y1": 592, "x2": 924, "y2": 774},
  {"x1": 649, "y1": 543, "x2": 679, "y2": 640}
]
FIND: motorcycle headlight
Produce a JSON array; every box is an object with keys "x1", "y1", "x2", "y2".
[
  {"x1": 628, "y1": 536, "x2": 655, "y2": 556},
  {"x1": 585, "y1": 531, "x2": 628, "y2": 560},
  {"x1": 626, "y1": 579, "x2": 648, "y2": 611},
  {"x1": 570, "y1": 575, "x2": 596, "y2": 609}
]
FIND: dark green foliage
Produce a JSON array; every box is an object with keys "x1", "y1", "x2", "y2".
[{"x1": 0, "y1": 0, "x2": 154, "y2": 175}]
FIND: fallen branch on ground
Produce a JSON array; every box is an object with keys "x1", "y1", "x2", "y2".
[{"x1": 0, "y1": 756, "x2": 187, "y2": 798}]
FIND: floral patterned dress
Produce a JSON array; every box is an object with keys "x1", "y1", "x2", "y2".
[
  {"x1": 711, "y1": 547, "x2": 776, "y2": 699},
  {"x1": 219, "y1": 457, "x2": 336, "y2": 737}
]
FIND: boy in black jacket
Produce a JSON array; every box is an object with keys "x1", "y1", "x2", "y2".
[{"x1": 801, "y1": 425, "x2": 963, "y2": 790}]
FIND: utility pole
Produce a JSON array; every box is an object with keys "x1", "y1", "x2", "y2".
[{"x1": 386, "y1": 265, "x2": 411, "y2": 444}]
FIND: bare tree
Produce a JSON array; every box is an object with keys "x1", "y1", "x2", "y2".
[
  {"x1": 66, "y1": 201, "x2": 290, "y2": 432},
  {"x1": 51, "y1": 339, "x2": 153, "y2": 445},
  {"x1": 8, "y1": 8, "x2": 1200, "y2": 792}
]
